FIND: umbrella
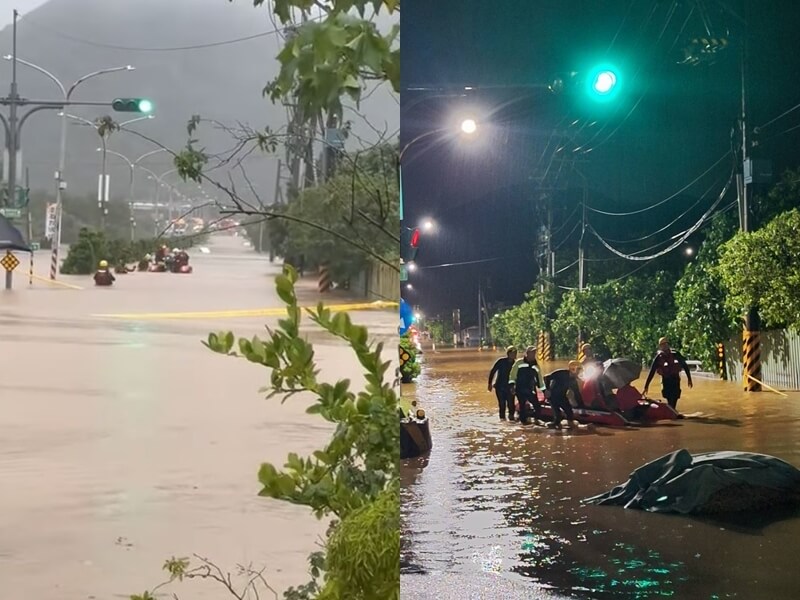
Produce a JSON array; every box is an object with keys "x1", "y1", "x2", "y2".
[
  {"x1": 602, "y1": 358, "x2": 641, "y2": 388},
  {"x1": 0, "y1": 214, "x2": 31, "y2": 252}
]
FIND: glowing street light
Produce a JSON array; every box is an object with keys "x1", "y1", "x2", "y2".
[
  {"x1": 422, "y1": 218, "x2": 435, "y2": 232},
  {"x1": 407, "y1": 261, "x2": 418, "y2": 272},
  {"x1": 406, "y1": 283, "x2": 413, "y2": 291},
  {"x1": 461, "y1": 118, "x2": 477, "y2": 134}
]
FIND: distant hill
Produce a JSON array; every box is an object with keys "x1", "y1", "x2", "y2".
[{"x1": 0, "y1": 0, "x2": 398, "y2": 204}]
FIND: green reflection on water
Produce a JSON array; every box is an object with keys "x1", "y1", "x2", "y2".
[{"x1": 566, "y1": 542, "x2": 685, "y2": 597}]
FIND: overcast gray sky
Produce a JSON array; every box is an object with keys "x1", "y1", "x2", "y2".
[{"x1": 0, "y1": 1, "x2": 49, "y2": 29}]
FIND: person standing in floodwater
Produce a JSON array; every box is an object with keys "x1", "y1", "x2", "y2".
[
  {"x1": 544, "y1": 361, "x2": 582, "y2": 429},
  {"x1": 643, "y1": 336, "x2": 693, "y2": 414},
  {"x1": 488, "y1": 346, "x2": 518, "y2": 421},
  {"x1": 509, "y1": 346, "x2": 544, "y2": 425}
]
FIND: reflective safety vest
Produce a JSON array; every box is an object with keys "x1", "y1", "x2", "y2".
[{"x1": 655, "y1": 351, "x2": 682, "y2": 378}]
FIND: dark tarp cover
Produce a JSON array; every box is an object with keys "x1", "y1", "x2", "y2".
[
  {"x1": 584, "y1": 449, "x2": 800, "y2": 514},
  {"x1": 0, "y1": 214, "x2": 31, "y2": 252}
]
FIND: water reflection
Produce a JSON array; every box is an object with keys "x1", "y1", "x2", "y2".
[{"x1": 401, "y1": 350, "x2": 800, "y2": 598}]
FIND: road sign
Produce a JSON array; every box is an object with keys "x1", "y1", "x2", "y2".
[
  {"x1": 45, "y1": 203, "x2": 58, "y2": 239},
  {"x1": 30, "y1": 242, "x2": 40, "y2": 251},
  {"x1": 400, "y1": 263, "x2": 408, "y2": 281},
  {"x1": 1, "y1": 252, "x2": 20, "y2": 272},
  {"x1": 0, "y1": 207, "x2": 21, "y2": 219}
]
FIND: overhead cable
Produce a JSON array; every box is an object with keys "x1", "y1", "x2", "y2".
[
  {"x1": 589, "y1": 174, "x2": 733, "y2": 261},
  {"x1": 585, "y1": 151, "x2": 730, "y2": 216}
]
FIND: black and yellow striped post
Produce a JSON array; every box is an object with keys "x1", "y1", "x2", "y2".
[
  {"x1": 399, "y1": 344, "x2": 410, "y2": 370},
  {"x1": 536, "y1": 331, "x2": 545, "y2": 362},
  {"x1": 543, "y1": 331, "x2": 554, "y2": 362},
  {"x1": 577, "y1": 341, "x2": 588, "y2": 362},
  {"x1": 716, "y1": 342, "x2": 727, "y2": 380},
  {"x1": 742, "y1": 309, "x2": 762, "y2": 392}
]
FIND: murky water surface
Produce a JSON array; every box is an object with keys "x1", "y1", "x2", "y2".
[{"x1": 401, "y1": 350, "x2": 800, "y2": 599}]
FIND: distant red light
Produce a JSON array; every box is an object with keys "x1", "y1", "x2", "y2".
[{"x1": 410, "y1": 228, "x2": 420, "y2": 248}]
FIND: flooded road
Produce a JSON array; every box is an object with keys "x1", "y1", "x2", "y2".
[
  {"x1": 401, "y1": 350, "x2": 800, "y2": 599},
  {"x1": 0, "y1": 236, "x2": 394, "y2": 599}
]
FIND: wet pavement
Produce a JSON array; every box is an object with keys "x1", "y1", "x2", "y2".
[
  {"x1": 401, "y1": 349, "x2": 800, "y2": 599},
  {"x1": 0, "y1": 236, "x2": 395, "y2": 599}
]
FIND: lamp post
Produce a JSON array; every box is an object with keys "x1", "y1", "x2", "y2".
[
  {"x1": 101, "y1": 147, "x2": 167, "y2": 241},
  {"x1": 5, "y1": 56, "x2": 135, "y2": 279},
  {"x1": 63, "y1": 112, "x2": 154, "y2": 231}
]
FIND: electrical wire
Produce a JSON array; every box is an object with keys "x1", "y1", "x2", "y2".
[
  {"x1": 21, "y1": 16, "x2": 318, "y2": 52},
  {"x1": 589, "y1": 173, "x2": 733, "y2": 261},
  {"x1": 555, "y1": 259, "x2": 579, "y2": 274},
  {"x1": 576, "y1": 2, "x2": 694, "y2": 155},
  {"x1": 754, "y1": 100, "x2": 800, "y2": 133},
  {"x1": 598, "y1": 173, "x2": 725, "y2": 243},
  {"x1": 585, "y1": 151, "x2": 730, "y2": 216},
  {"x1": 552, "y1": 219, "x2": 581, "y2": 251},
  {"x1": 419, "y1": 255, "x2": 523, "y2": 270}
]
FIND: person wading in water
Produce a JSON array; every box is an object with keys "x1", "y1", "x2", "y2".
[
  {"x1": 643, "y1": 337, "x2": 693, "y2": 416},
  {"x1": 488, "y1": 346, "x2": 518, "y2": 421}
]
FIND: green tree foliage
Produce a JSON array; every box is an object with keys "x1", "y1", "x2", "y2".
[
  {"x1": 672, "y1": 211, "x2": 739, "y2": 368},
  {"x1": 716, "y1": 208, "x2": 800, "y2": 329},
  {"x1": 131, "y1": 268, "x2": 399, "y2": 599},
  {"x1": 399, "y1": 332, "x2": 420, "y2": 382},
  {"x1": 249, "y1": 0, "x2": 400, "y2": 122},
  {"x1": 489, "y1": 286, "x2": 559, "y2": 349},
  {"x1": 205, "y1": 266, "x2": 398, "y2": 597},
  {"x1": 551, "y1": 273, "x2": 677, "y2": 363},
  {"x1": 281, "y1": 143, "x2": 399, "y2": 278},
  {"x1": 426, "y1": 318, "x2": 453, "y2": 345}
]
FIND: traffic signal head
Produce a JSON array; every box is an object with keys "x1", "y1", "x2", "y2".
[
  {"x1": 585, "y1": 64, "x2": 620, "y2": 102},
  {"x1": 401, "y1": 227, "x2": 420, "y2": 262},
  {"x1": 112, "y1": 98, "x2": 154, "y2": 113}
]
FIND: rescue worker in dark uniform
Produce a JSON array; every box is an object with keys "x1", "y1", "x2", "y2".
[
  {"x1": 643, "y1": 337, "x2": 693, "y2": 413},
  {"x1": 488, "y1": 346, "x2": 518, "y2": 421},
  {"x1": 544, "y1": 361, "x2": 582, "y2": 429},
  {"x1": 509, "y1": 346, "x2": 544, "y2": 425}
]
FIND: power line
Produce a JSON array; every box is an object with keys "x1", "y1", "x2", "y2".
[
  {"x1": 755, "y1": 99, "x2": 800, "y2": 132},
  {"x1": 22, "y1": 18, "x2": 303, "y2": 52},
  {"x1": 585, "y1": 151, "x2": 730, "y2": 216},
  {"x1": 598, "y1": 173, "x2": 725, "y2": 243},
  {"x1": 588, "y1": 173, "x2": 733, "y2": 261}
]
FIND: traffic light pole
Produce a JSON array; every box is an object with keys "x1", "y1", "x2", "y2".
[{"x1": 0, "y1": 10, "x2": 135, "y2": 290}]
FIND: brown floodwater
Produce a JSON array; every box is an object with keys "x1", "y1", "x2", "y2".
[{"x1": 401, "y1": 349, "x2": 800, "y2": 599}]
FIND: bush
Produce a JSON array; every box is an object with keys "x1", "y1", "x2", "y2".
[
  {"x1": 399, "y1": 332, "x2": 421, "y2": 383},
  {"x1": 61, "y1": 228, "x2": 207, "y2": 274}
]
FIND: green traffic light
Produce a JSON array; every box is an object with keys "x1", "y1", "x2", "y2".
[
  {"x1": 592, "y1": 70, "x2": 616, "y2": 94},
  {"x1": 138, "y1": 99, "x2": 153, "y2": 113},
  {"x1": 112, "y1": 97, "x2": 154, "y2": 113},
  {"x1": 585, "y1": 64, "x2": 621, "y2": 102}
]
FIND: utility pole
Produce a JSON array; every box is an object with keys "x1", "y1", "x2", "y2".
[
  {"x1": 738, "y1": 7, "x2": 762, "y2": 393},
  {"x1": 477, "y1": 284, "x2": 482, "y2": 348}
]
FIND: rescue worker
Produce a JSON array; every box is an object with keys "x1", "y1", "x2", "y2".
[
  {"x1": 643, "y1": 337, "x2": 693, "y2": 413},
  {"x1": 543, "y1": 361, "x2": 582, "y2": 429},
  {"x1": 155, "y1": 245, "x2": 167, "y2": 263},
  {"x1": 488, "y1": 346, "x2": 518, "y2": 421},
  {"x1": 509, "y1": 346, "x2": 544, "y2": 425},
  {"x1": 93, "y1": 260, "x2": 115, "y2": 286}
]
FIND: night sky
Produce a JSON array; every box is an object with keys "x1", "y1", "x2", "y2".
[{"x1": 401, "y1": 0, "x2": 800, "y2": 324}]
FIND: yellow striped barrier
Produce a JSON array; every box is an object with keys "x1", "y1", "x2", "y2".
[{"x1": 92, "y1": 300, "x2": 398, "y2": 320}]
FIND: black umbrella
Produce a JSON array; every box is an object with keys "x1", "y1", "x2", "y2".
[
  {"x1": 0, "y1": 214, "x2": 31, "y2": 252},
  {"x1": 602, "y1": 358, "x2": 642, "y2": 388}
]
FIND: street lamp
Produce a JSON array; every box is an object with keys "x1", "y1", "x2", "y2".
[
  {"x1": 422, "y1": 218, "x2": 435, "y2": 232},
  {"x1": 100, "y1": 147, "x2": 167, "y2": 241},
  {"x1": 5, "y1": 56, "x2": 135, "y2": 279},
  {"x1": 461, "y1": 118, "x2": 477, "y2": 134}
]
